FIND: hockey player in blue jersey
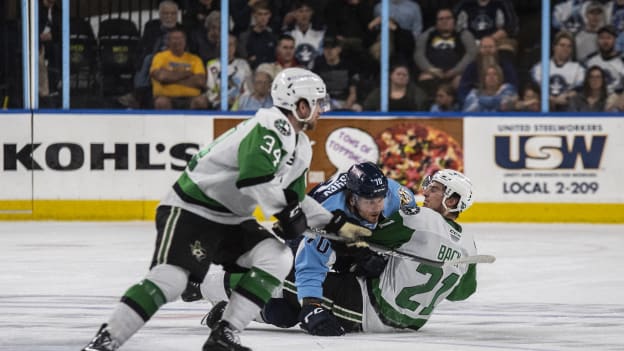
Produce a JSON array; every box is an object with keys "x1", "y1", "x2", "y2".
[
  {"x1": 182, "y1": 161, "x2": 417, "y2": 337},
  {"x1": 291, "y1": 162, "x2": 416, "y2": 335}
]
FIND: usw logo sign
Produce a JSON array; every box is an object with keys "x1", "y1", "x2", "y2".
[{"x1": 495, "y1": 135, "x2": 606, "y2": 170}]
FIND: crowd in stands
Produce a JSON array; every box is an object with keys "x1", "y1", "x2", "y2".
[{"x1": 31, "y1": 0, "x2": 624, "y2": 112}]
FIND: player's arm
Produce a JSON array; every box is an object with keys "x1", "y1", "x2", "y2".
[
  {"x1": 294, "y1": 236, "x2": 335, "y2": 301},
  {"x1": 446, "y1": 263, "x2": 477, "y2": 301}
]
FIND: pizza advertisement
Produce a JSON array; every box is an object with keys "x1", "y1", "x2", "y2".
[{"x1": 215, "y1": 117, "x2": 464, "y2": 196}]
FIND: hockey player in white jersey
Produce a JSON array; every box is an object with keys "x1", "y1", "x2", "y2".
[
  {"x1": 197, "y1": 169, "x2": 479, "y2": 334},
  {"x1": 80, "y1": 68, "x2": 372, "y2": 351}
]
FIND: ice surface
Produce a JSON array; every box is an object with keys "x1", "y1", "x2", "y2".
[{"x1": 0, "y1": 221, "x2": 622, "y2": 351}]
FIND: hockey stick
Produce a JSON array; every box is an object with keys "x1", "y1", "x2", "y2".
[{"x1": 306, "y1": 228, "x2": 496, "y2": 267}]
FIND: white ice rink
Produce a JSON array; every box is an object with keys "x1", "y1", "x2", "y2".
[{"x1": 0, "y1": 221, "x2": 623, "y2": 351}]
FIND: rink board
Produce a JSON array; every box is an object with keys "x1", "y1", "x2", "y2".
[{"x1": 0, "y1": 112, "x2": 622, "y2": 222}]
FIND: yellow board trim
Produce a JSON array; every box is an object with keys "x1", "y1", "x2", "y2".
[{"x1": 0, "y1": 201, "x2": 623, "y2": 223}]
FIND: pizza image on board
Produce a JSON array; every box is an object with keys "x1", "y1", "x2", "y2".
[{"x1": 376, "y1": 122, "x2": 464, "y2": 195}]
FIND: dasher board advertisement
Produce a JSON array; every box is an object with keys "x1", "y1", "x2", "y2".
[{"x1": 464, "y1": 117, "x2": 622, "y2": 203}]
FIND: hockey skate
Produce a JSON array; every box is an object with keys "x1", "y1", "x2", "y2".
[
  {"x1": 201, "y1": 300, "x2": 228, "y2": 329},
  {"x1": 181, "y1": 279, "x2": 203, "y2": 302},
  {"x1": 81, "y1": 323, "x2": 120, "y2": 351},
  {"x1": 202, "y1": 320, "x2": 251, "y2": 351}
]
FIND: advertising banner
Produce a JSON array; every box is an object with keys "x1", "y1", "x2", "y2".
[
  {"x1": 1, "y1": 113, "x2": 214, "y2": 200},
  {"x1": 465, "y1": 117, "x2": 623, "y2": 203},
  {"x1": 215, "y1": 117, "x2": 464, "y2": 196}
]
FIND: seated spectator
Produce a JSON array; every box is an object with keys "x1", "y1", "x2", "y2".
[
  {"x1": 189, "y1": 10, "x2": 220, "y2": 64},
  {"x1": 39, "y1": 0, "x2": 62, "y2": 96},
  {"x1": 415, "y1": 8, "x2": 477, "y2": 91},
  {"x1": 118, "y1": 0, "x2": 182, "y2": 108},
  {"x1": 312, "y1": 36, "x2": 361, "y2": 111},
  {"x1": 237, "y1": 1, "x2": 277, "y2": 69},
  {"x1": 531, "y1": 31, "x2": 585, "y2": 111},
  {"x1": 575, "y1": 2, "x2": 606, "y2": 62},
  {"x1": 568, "y1": 65, "x2": 612, "y2": 111},
  {"x1": 286, "y1": 0, "x2": 325, "y2": 69},
  {"x1": 552, "y1": 0, "x2": 590, "y2": 34},
  {"x1": 369, "y1": 0, "x2": 423, "y2": 42},
  {"x1": 430, "y1": 83, "x2": 460, "y2": 112},
  {"x1": 454, "y1": 0, "x2": 519, "y2": 43},
  {"x1": 150, "y1": 29, "x2": 207, "y2": 110},
  {"x1": 255, "y1": 34, "x2": 301, "y2": 79},
  {"x1": 363, "y1": 62, "x2": 428, "y2": 111},
  {"x1": 463, "y1": 63, "x2": 517, "y2": 112},
  {"x1": 603, "y1": 0, "x2": 624, "y2": 52},
  {"x1": 458, "y1": 36, "x2": 518, "y2": 104},
  {"x1": 514, "y1": 81, "x2": 541, "y2": 112},
  {"x1": 232, "y1": 68, "x2": 273, "y2": 111},
  {"x1": 205, "y1": 33, "x2": 252, "y2": 109},
  {"x1": 585, "y1": 25, "x2": 624, "y2": 94}
]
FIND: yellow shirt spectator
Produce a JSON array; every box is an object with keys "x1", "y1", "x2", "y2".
[{"x1": 150, "y1": 50, "x2": 205, "y2": 97}]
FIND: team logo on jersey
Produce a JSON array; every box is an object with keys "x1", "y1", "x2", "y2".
[
  {"x1": 398, "y1": 187, "x2": 413, "y2": 207},
  {"x1": 402, "y1": 206, "x2": 420, "y2": 215},
  {"x1": 190, "y1": 240, "x2": 207, "y2": 262},
  {"x1": 274, "y1": 119, "x2": 292, "y2": 136}
]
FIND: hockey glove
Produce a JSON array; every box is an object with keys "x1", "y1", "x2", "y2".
[
  {"x1": 353, "y1": 250, "x2": 388, "y2": 278},
  {"x1": 298, "y1": 298, "x2": 345, "y2": 336},
  {"x1": 324, "y1": 210, "x2": 372, "y2": 240},
  {"x1": 273, "y1": 189, "x2": 307, "y2": 240}
]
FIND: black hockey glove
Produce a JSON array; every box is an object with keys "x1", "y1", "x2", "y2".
[
  {"x1": 273, "y1": 189, "x2": 307, "y2": 240},
  {"x1": 324, "y1": 210, "x2": 372, "y2": 240},
  {"x1": 353, "y1": 249, "x2": 388, "y2": 278},
  {"x1": 298, "y1": 298, "x2": 345, "y2": 336}
]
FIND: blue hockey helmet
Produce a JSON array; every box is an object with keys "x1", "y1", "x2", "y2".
[{"x1": 346, "y1": 162, "x2": 389, "y2": 199}]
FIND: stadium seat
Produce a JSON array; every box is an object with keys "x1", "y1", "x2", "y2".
[
  {"x1": 98, "y1": 18, "x2": 140, "y2": 96},
  {"x1": 69, "y1": 17, "x2": 99, "y2": 103}
]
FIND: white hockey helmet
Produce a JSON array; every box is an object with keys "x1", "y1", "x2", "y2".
[
  {"x1": 271, "y1": 67, "x2": 330, "y2": 122},
  {"x1": 422, "y1": 169, "x2": 473, "y2": 213}
]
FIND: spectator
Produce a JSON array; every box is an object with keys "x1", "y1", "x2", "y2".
[
  {"x1": 415, "y1": 8, "x2": 478, "y2": 91},
  {"x1": 369, "y1": 0, "x2": 423, "y2": 42},
  {"x1": 430, "y1": 83, "x2": 460, "y2": 112},
  {"x1": 38, "y1": 0, "x2": 62, "y2": 96},
  {"x1": 575, "y1": 2, "x2": 606, "y2": 62},
  {"x1": 232, "y1": 68, "x2": 274, "y2": 111},
  {"x1": 585, "y1": 25, "x2": 624, "y2": 94},
  {"x1": 118, "y1": 0, "x2": 182, "y2": 108},
  {"x1": 603, "y1": 0, "x2": 624, "y2": 52},
  {"x1": 312, "y1": 36, "x2": 361, "y2": 111},
  {"x1": 568, "y1": 65, "x2": 612, "y2": 111},
  {"x1": 463, "y1": 63, "x2": 517, "y2": 112},
  {"x1": 190, "y1": 10, "x2": 221, "y2": 64},
  {"x1": 458, "y1": 36, "x2": 518, "y2": 104},
  {"x1": 237, "y1": 1, "x2": 277, "y2": 69},
  {"x1": 455, "y1": 0, "x2": 519, "y2": 42},
  {"x1": 256, "y1": 34, "x2": 301, "y2": 79},
  {"x1": 553, "y1": 0, "x2": 591, "y2": 34},
  {"x1": 205, "y1": 33, "x2": 252, "y2": 109},
  {"x1": 514, "y1": 81, "x2": 541, "y2": 112},
  {"x1": 531, "y1": 31, "x2": 585, "y2": 111},
  {"x1": 150, "y1": 29, "x2": 207, "y2": 110},
  {"x1": 286, "y1": 0, "x2": 326, "y2": 69},
  {"x1": 363, "y1": 62, "x2": 428, "y2": 111}
]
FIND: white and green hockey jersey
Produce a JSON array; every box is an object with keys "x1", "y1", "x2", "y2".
[
  {"x1": 361, "y1": 207, "x2": 478, "y2": 332},
  {"x1": 160, "y1": 107, "x2": 331, "y2": 225}
]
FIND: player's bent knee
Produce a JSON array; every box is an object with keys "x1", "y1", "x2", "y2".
[
  {"x1": 250, "y1": 239, "x2": 294, "y2": 279},
  {"x1": 145, "y1": 264, "x2": 189, "y2": 302}
]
